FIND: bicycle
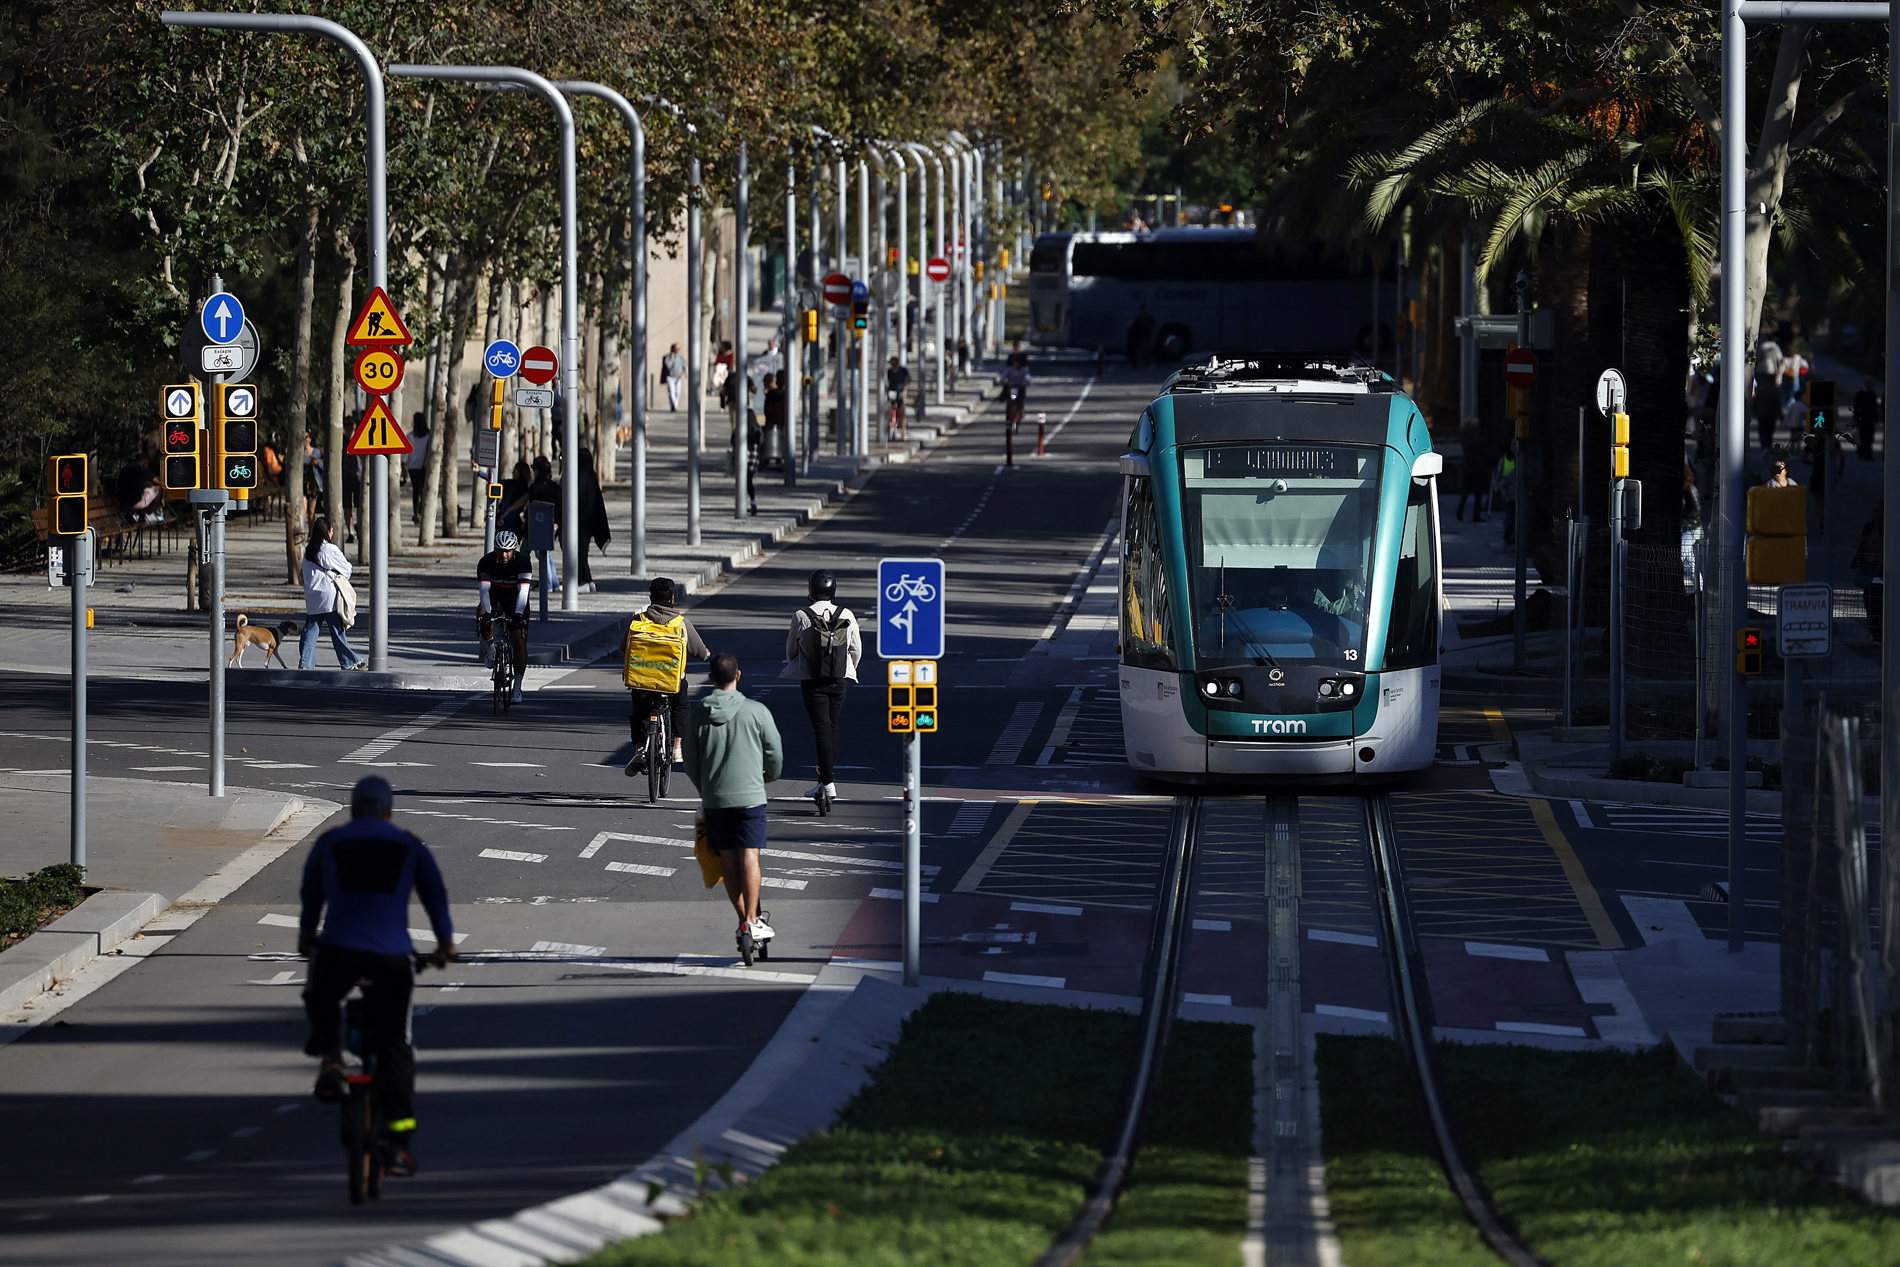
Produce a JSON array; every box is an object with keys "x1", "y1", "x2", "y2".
[
  {"x1": 886, "y1": 389, "x2": 906, "y2": 440},
  {"x1": 635, "y1": 694, "x2": 672, "y2": 804},
  {"x1": 338, "y1": 955, "x2": 429, "y2": 1205},
  {"x1": 490, "y1": 625, "x2": 513, "y2": 715},
  {"x1": 884, "y1": 573, "x2": 939, "y2": 604}
]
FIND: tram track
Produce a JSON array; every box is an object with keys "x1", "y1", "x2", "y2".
[{"x1": 1037, "y1": 791, "x2": 1545, "y2": 1266}]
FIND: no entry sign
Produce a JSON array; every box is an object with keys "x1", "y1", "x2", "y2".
[
  {"x1": 519, "y1": 345, "x2": 559, "y2": 386},
  {"x1": 1504, "y1": 348, "x2": 1537, "y2": 386},
  {"x1": 821, "y1": 272, "x2": 853, "y2": 307},
  {"x1": 925, "y1": 257, "x2": 951, "y2": 283}
]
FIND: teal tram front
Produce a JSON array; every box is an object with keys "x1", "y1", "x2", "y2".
[{"x1": 1118, "y1": 360, "x2": 1442, "y2": 781}]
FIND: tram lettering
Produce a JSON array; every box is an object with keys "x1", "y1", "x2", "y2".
[{"x1": 1251, "y1": 719, "x2": 1307, "y2": 735}]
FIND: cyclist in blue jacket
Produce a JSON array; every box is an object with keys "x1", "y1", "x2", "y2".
[{"x1": 299, "y1": 776, "x2": 454, "y2": 1174}]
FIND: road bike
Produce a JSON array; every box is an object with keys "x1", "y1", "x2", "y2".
[
  {"x1": 886, "y1": 389, "x2": 906, "y2": 440},
  {"x1": 487, "y1": 614, "x2": 523, "y2": 714},
  {"x1": 884, "y1": 573, "x2": 938, "y2": 604},
  {"x1": 338, "y1": 955, "x2": 430, "y2": 1206}
]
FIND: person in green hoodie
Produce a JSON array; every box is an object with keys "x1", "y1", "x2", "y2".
[{"x1": 682, "y1": 652, "x2": 784, "y2": 962}]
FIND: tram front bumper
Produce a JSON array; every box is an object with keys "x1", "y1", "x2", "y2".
[{"x1": 1207, "y1": 737, "x2": 1355, "y2": 777}]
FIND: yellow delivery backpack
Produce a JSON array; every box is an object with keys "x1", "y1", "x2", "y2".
[{"x1": 623, "y1": 612, "x2": 688, "y2": 692}]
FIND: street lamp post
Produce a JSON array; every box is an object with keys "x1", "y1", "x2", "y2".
[
  {"x1": 735, "y1": 139, "x2": 750, "y2": 518},
  {"x1": 783, "y1": 151, "x2": 799, "y2": 487},
  {"x1": 390, "y1": 64, "x2": 580, "y2": 612},
  {"x1": 554, "y1": 82, "x2": 648, "y2": 575},
  {"x1": 160, "y1": 10, "x2": 395, "y2": 668},
  {"x1": 647, "y1": 96, "x2": 703, "y2": 547}
]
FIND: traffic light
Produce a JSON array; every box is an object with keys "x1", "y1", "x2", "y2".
[
  {"x1": 1807, "y1": 378, "x2": 1836, "y2": 436},
  {"x1": 47, "y1": 454, "x2": 88, "y2": 537},
  {"x1": 1745, "y1": 484, "x2": 1807, "y2": 584},
  {"x1": 1735, "y1": 626, "x2": 1764, "y2": 676},
  {"x1": 803, "y1": 307, "x2": 820, "y2": 343},
  {"x1": 974, "y1": 260, "x2": 986, "y2": 282},
  {"x1": 887, "y1": 244, "x2": 899, "y2": 267},
  {"x1": 852, "y1": 295, "x2": 868, "y2": 332},
  {"x1": 161, "y1": 381, "x2": 203, "y2": 493},
  {"x1": 1611, "y1": 411, "x2": 1631, "y2": 479},
  {"x1": 214, "y1": 382, "x2": 259, "y2": 493},
  {"x1": 489, "y1": 377, "x2": 505, "y2": 431},
  {"x1": 913, "y1": 682, "x2": 938, "y2": 733}
]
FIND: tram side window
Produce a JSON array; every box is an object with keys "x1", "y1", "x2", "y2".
[
  {"x1": 1123, "y1": 479, "x2": 1176, "y2": 670},
  {"x1": 1384, "y1": 478, "x2": 1439, "y2": 670}
]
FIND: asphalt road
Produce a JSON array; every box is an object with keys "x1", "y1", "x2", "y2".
[{"x1": 0, "y1": 361, "x2": 1156, "y2": 1267}]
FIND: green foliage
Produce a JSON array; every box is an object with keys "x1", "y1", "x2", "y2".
[{"x1": 0, "y1": 863, "x2": 86, "y2": 946}]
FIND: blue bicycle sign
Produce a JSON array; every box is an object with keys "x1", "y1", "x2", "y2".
[
  {"x1": 484, "y1": 339, "x2": 522, "y2": 379},
  {"x1": 877, "y1": 558, "x2": 945, "y2": 660}
]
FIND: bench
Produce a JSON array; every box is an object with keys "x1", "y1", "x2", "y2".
[{"x1": 32, "y1": 497, "x2": 184, "y2": 565}]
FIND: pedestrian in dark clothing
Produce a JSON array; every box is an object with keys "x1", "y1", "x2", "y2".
[
  {"x1": 1856, "y1": 380, "x2": 1881, "y2": 462},
  {"x1": 1455, "y1": 422, "x2": 1491, "y2": 522},
  {"x1": 498, "y1": 460, "x2": 531, "y2": 533},
  {"x1": 781, "y1": 569, "x2": 862, "y2": 816},
  {"x1": 577, "y1": 448, "x2": 610, "y2": 592}
]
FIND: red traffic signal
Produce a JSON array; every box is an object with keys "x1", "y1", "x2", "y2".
[{"x1": 47, "y1": 454, "x2": 88, "y2": 536}]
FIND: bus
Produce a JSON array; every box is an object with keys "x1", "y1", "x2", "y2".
[{"x1": 1027, "y1": 227, "x2": 1396, "y2": 363}]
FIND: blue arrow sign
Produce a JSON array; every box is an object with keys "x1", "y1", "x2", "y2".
[
  {"x1": 200, "y1": 291, "x2": 245, "y2": 346},
  {"x1": 484, "y1": 339, "x2": 522, "y2": 378},
  {"x1": 877, "y1": 558, "x2": 945, "y2": 660},
  {"x1": 850, "y1": 280, "x2": 869, "y2": 302}
]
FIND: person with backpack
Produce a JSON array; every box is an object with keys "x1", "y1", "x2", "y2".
[
  {"x1": 781, "y1": 569, "x2": 862, "y2": 815},
  {"x1": 622, "y1": 577, "x2": 711, "y2": 773}
]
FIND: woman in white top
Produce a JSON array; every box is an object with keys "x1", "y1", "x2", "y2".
[{"x1": 300, "y1": 516, "x2": 365, "y2": 670}]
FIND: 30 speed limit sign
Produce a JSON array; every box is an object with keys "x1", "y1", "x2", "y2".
[{"x1": 352, "y1": 348, "x2": 405, "y2": 396}]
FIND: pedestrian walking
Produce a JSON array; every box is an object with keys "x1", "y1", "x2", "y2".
[
  {"x1": 299, "y1": 515, "x2": 364, "y2": 670},
  {"x1": 681, "y1": 652, "x2": 783, "y2": 966},
  {"x1": 662, "y1": 342, "x2": 686, "y2": 412},
  {"x1": 405, "y1": 414, "x2": 430, "y2": 524},
  {"x1": 781, "y1": 569, "x2": 862, "y2": 815},
  {"x1": 576, "y1": 448, "x2": 610, "y2": 593}
]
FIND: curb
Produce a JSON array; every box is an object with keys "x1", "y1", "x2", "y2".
[
  {"x1": 1523, "y1": 762, "x2": 1784, "y2": 815},
  {"x1": 0, "y1": 890, "x2": 165, "y2": 1015}
]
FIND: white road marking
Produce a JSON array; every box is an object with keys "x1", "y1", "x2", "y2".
[
  {"x1": 587, "y1": 831, "x2": 929, "y2": 875},
  {"x1": 128, "y1": 765, "x2": 200, "y2": 773},
  {"x1": 131, "y1": 1174, "x2": 167, "y2": 1185},
  {"x1": 610, "y1": 959, "x2": 813, "y2": 985},
  {"x1": 253, "y1": 912, "x2": 465, "y2": 944},
  {"x1": 869, "y1": 888, "x2": 939, "y2": 903},
  {"x1": 231, "y1": 1126, "x2": 260, "y2": 1140},
  {"x1": 762, "y1": 876, "x2": 810, "y2": 890},
  {"x1": 1463, "y1": 941, "x2": 1549, "y2": 963},
  {"x1": 401, "y1": 809, "x2": 571, "y2": 833},
  {"x1": 985, "y1": 701, "x2": 1044, "y2": 767},
  {"x1": 948, "y1": 801, "x2": 991, "y2": 834},
  {"x1": 1192, "y1": 918, "x2": 1233, "y2": 932},
  {"x1": 581, "y1": 830, "x2": 686, "y2": 858},
  {"x1": 470, "y1": 762, "x2": 546, "y2": 768},
  {"x1": 183, "y1": 1149, "x2": 216, "y2": 1163},
  {"x1": 339, "y1": 699, "x2": 468, "y2": 765},
  {"x1": 1041, "y1": 376, "x2": 1096, "y2": 446},
  {"x1": 527, "y1": 940, "x2": 609, "y2": 957},
  {"x1": 1496, "y1": 1020, "x2": 1588, "y2": 1038},
  {"x1": 982, "y1": 970, "x2": 1066, "y2": 989},
  {"x1": 247, "y1": 970, "x2": 302, "y2": 986},
  {"x1": 1307, "y1": 928, "x2": 1379, "y2": 948},
  {"x1": 1315, "y1": 1004, "x2": 1388, "y2": 1023},
  {"x1": 1183, "y1": 992, "x2": 1233, "y2": 1007},
  {"x1": 605, "y1": 861, "x2": 678, "y2": 878},
  {"x1": 479, "y1": 848, "x2": 548, "y2": 864},
  {"x1": 1568, "y1": 799, "x2": 1597, "y2": 830},
  {"x1": 831, "y1": 957, "x2": 903, "y2": 973},
  {"x1": 74, "y1": 1194, "x2": 111, "y2": 1205},
  {"x1": 1009, "y1": 900, "x2": 1082, "y2": 917},
  {"x1": 273, "y1": 1103, "x2": 302, "y2": 1115}
]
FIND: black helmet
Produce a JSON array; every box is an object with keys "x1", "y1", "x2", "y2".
[{"x1": 808, "y1": 569, "x2": 836, "y2": 601}]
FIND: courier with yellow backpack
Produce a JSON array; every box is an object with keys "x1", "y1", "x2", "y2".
[{"x1": 623, "y1": 577, "x2": 712, "y2": 796}]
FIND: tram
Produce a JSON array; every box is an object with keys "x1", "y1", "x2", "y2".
[{"x1": 1118, "y1": 359, "x2": 1442, "y2": 780}]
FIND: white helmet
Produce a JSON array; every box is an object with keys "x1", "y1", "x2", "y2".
[{"x1": 495, "y1": 530, "x2": 520, "y2": 551}]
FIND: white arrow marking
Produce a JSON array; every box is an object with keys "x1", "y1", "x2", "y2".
[{"x1": 211, "y1": 298, "x2": 234, "y2": 340}]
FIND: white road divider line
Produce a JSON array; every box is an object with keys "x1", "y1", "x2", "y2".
[
  {"x1": 1183, "y1": 992, "x2": 1233, "y2": 1007},
  {"x1": 339, "y1": 699, "x2": 468, "y2": 765},
  {"x1": 1463, "y1": 941, "x2": 1548, "y2": 962},
  {"x1": 1009, "y1": 900, "x2": 1082, "y2": 917},
  {"x1": 1192, "y1": 918, "x2": 1233, "y2": 932},
  {"x1": 479, "y1": 848, "x2": 549, "y2": 864},
  {"x1": 1307, "y1": 928, "x2": 1379, "y2": 948},
  {"x1": 1041, "y1": 376, "x2": 1095, "y2": 446},
  {"x1": 402, "y1": 809, "x2": 572, "y2": 832},
  {"x1": 1316, "y1": 1003, "x2": 1389, "y2": 1023},
  {"x1": 254, "y1": 912, "x2": 465, "y2": 944},
  {"x1": 1496, "y1": 1020, "x2": 1588, "y2": 1038},
  {"x1": 532, "y1": 940, "x2": 607, "y2": 957},
  {"x1": 870, "y1": 888, "x2": 939, "y2": 903},
  {"x1": 471, "y1": 762, "x2": 546, "y2": 768},
  {"x1": 982, "y1": 970, "x2": 1066, "y2": 989},
  {"x1": 605, "y1": 862, "x2": 678, "y2": 878}
]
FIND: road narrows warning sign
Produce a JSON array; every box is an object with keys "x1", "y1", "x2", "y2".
[{"x1": 347, "y1": 397, "x2": 413, "y2": 456}]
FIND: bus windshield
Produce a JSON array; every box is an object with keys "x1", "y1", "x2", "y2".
[{"x1": 1179, "y1": 443, "x2": 1381, "y2": 669}]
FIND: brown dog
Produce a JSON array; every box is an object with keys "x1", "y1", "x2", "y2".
[{"x1": 229, "y1": 613, "x2": 299, "y2": 668}]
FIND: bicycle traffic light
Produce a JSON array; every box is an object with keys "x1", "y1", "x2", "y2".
[
  {"x1": 160, "y1": 381, "x2": 203, "y2": 493},
  {"x1": 1735, "y1": 627, "x2": 1764, "y2": 676},
  {"x1": 47, "y1": 454, "x2": 88, "y2": 537},
  {"x1": 489, "y1": 377, "x2": 505, "y2": 431},
  {"x1": 1611, "y1": 411, "x2": 1631, "y2": 479},
  {"x1": 803, "y1": 307, "x2": 820, "y2": 343},
  {"x1": 214, "y1": 382, "x2": 259, "y2": 492},
  {"x1": 852, "y1": 295, "x2": 868, "y2": 332}
]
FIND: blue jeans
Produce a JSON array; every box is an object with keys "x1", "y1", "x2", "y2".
[{"x1": 300, "y1": 611, "x2": 362, "y2": 670}]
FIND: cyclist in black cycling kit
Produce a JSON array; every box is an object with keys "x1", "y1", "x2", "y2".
[
  {"x1": 300, "y1": 776, "x2": 454, "y2": 1175},
  {"x1": 624, "y1": 576, "x2": 711, "y2": 772},
  {"x1": 885, "y1": 356, "x2": 910, "y2": 438},
  {"x1": 477, "y1": 530, "x2": 532, "y2": 703}
]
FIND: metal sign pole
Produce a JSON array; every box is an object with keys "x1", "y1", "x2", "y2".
[
  {"x1": 835, "y1": 152, "x2": 849, "y2": 457},
  {"x1": 1512, "y1": 272, "x2": 1531, "y2": 672},
  {"x1": 206, "y1": 272, "x2": 229, "y2": 800},
  {"x1": 895, "y1": 148, "x2": 909, "y2": 375},
  {"x1": 689, "y1": 150, "x2": 704, "y2": 544},
  {"x1": 904, "y1": 730, "x2": 921, "y2": 986},
  {"x1": 857, "y1": 158, "x2": 871, "y2": 459},
  {"x1": 932, "y1": 150, "x2": 946, "y2": 404},
  {"x1": 70, "y1": 532, "x2": 87, "y2": 868},
  {"x1": 785, "y1": 152, "x2": 800, "y2": 488},
  {"x1": 736, "y1": 140, "x2": 751, "y2": 516},
  {"x1": 159, "y1": 11, "x2": 390, "y2": 667}
]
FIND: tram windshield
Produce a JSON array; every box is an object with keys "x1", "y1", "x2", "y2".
[{"x1": 1180, "y1": 442, "x2": 1380, "y2": 668}]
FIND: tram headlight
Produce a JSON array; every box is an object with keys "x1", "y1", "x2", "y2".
[
  {"x1": 1318, "y1": 677, "x2": 1361, "y2": 704},
  {"x1": 1203, "y1": 680, "x2": 1221, "y2": 698},
  {"x1": 1225, "y1": 680, "x2": 1242, "y2": 697}
]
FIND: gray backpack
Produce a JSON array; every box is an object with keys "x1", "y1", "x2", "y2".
[{"x1": 800, "y1": 606, "x2": 851, "y2": 681}]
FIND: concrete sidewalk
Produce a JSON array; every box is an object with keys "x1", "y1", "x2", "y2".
[
  {"x1": 0, "y1": 771, "x2": 336, "y2": 1021},
  {"x1": 4, "y1": 365, "x2": 998, "y2": 693}
]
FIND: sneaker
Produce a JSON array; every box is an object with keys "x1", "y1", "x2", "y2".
[
  {"x1": 510, "y1": 685, "x2": 525, "y2": 704},
  {"x1": 804, "y1": 784, "x2": 826, "y2": 798},
  {"x1": 822, "y1": 783, "x2": 839, "y2": 800},
  {"x1": 382, "y1": 1136, "x2": 418, "y2": 1177},
  {"x1": 313, "y1": 1060, "x2": 346, "y2": 1104},
  {"x1": 750, "y1": 917, "x2": 776, "y2": 942},
  {"x1": 671, "y1": 744, "x2": 685, "y2": 765}
]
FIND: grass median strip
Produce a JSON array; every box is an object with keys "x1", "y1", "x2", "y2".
[
  {"x1": 0, "y1": 864, "x2": 85, "y2": 954},
  {"x1": 1320, "y1": 1035, "x2": 1900, "y2": 1267},
  {"x1": 579, "y1": 993, "x2": 1251, "y2": 1267}
]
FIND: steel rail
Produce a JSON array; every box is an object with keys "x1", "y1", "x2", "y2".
[
  {"x1": 1034, "y1": 794, "x2": 1203, "y2": 1267},
  {"x1": 1363, "y1": 792, "x2": 1545, "y2": 1267}
]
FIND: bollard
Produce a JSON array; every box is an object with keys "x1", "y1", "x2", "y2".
[{"x1": 1036, "y1": 411, "x2": 1047, "y2": 456}]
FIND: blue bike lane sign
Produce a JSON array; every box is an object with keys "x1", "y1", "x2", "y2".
[
  {"x1": 877, "y1": 558, "x2": 945, "y2": 660},
  {"x1": 484, "y1": 339, "x2": 522, "y2": 378}
]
